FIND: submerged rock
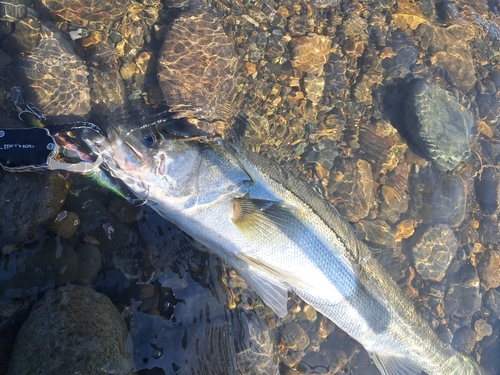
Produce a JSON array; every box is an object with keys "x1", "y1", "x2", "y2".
[
  {"x1": 0, "y1": 171, "x2": 67, "y2": 251},
  {"x1": 8, "y1": 285, "x2": 133, "y2": 375},
  {"x1": 410, "y1": 224, "x2": 458, "y2": 282},
  {"x1": 327, "y1": 158, "x2": 374, "y2": 222},
  {"x1": 444, "y1": 264, "x2": 482, "y2": 318},
  {"x1": 157, "y1": 8, "x2": 240, "y2": 132},
  {"x1": 404, "y1": 80, "x2": 473, "y2": 171},
  {"x1": 17, "y1": 23, "x2": 91, "y2": 121}
]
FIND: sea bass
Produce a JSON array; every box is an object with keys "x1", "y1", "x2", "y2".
[{"x1": 82, "y1": 128, "x2": 487, "y2": 375}]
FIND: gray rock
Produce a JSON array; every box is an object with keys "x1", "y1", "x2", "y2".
[
  {"x1": 452, "y1": 326, "x2": 476, "y2": 354},
  {"x1": 17, "y1": 23, "x2": 91, "y2": 122},
  {"x1": 404, "y1": 80, "x2": 473, "y2": 171},
  {"x1": 475, "y1": 166, "x2": 500, "y2": 214},
  {"x1": 444, "y1": 265, "x2": 482, "y2": 318},
  {"x1": 412, "y1": 167, "x2": 468, "y2": 227},
  {"x1": 411, "y1": 224, "x2": 458, "y2": 282},
  {"x1": 0, "y1": 171, "x2": 67, "y2": 251},
  {"x1": 8, "y1": 285, "x2": 133, "y2": 375}
]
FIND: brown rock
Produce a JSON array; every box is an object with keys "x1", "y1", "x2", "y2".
[
  {"x1": 289, "y1": 33, "x2": 331, "y2": 75},
  {"x1": 478, "y1": 250, "x2": 500, "y2": 290},
  {"x1": 327, "y1": 158, "x2": 374, "y2": 222}
]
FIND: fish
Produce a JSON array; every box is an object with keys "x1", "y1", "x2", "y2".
[{"x1": 81, "y1": 127, "x2": 488, "y2": 375}]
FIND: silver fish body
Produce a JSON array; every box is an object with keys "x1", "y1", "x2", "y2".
[{"x1": 83, "y1": 130, "x2": 487, "y2": 375}]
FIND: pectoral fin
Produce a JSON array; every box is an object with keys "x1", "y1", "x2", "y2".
[
  {"x1": 370, "y1": 352, "x2": 423, "y2": 375},
  {"x1": 232, "y1": 197, "x2": 299, "y2": 240}
]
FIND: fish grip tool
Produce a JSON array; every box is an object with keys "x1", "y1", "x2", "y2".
[
  {"x1": 0, "y1": 127, "x2": 57, "y2": 170},
  {"x1": 0, "y1": 86, "x2": 104, "y2": 172}
]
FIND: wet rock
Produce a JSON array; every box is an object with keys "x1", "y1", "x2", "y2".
[
  {"x1": 17, "y1": 23, "x2": 91, "y2": 121},
  {"x1": 404, "y1": 80, "x2": 473, "y2": 171},
  {"x1": 354, "y1": 219, "x2": 396, "y2": 249},
  {"x1": 279, "y1": 322, "x2": 310, "y2": 351},
  {"x1": 308, "y1": 0, "x2": 339, "y2": 8},
  {"x1": 323, "y1": 53, "x2": 347, "y2": 100},
  {"x1": 478, "y1": 216, "x2": 500, "y2": 244},
  {"x1": 109, "y1": 197, "x2": 141, "y2": 223},
  {"x1": 428, "y1": 25, "x2": 476, "y2": 91},
  {"x1": 444, "y1": 264, "x2": 481, "y2": 318},
  {"x1": 8, "y1": 285, "x2": 133, "y2": 375},
  {"x1": 1, "y1": 17, "x2": 40, "y2": 54},
  {"x1": 343, "y1": 14, "x2": 368, "y2": 59},
  {"x1": 0, "y1": 171, "x2": 67, "y2": 251},
  {"x1": 357, "y1": 122, "x2": 408, "y2": 175},
  {"x1": 85, "y1": 41, "x2": 127, "y2": 118},
  {"x1": 303, "y1": 139, "x2": 339, "y2": 171},
  {"x1": 413, "y1": 167, "x2": 468, "y2": 227},
  {"x1": 37, "y1": 0, "x2": 129, "y2": 27},
  {"x1": 0, "y1": 236, "x2": 93, "y2": 295},
  {"x1": 64, "y1": 188, "x2": 133, "y2": 254},
  {"x1": 327, "y1": 158, "x2": 374, "y2": 222},
  {"x1": 289, "y1": 33, "x2": 331, "y2": 75},
  {"x1": 452, "y1": 326, "x2": 476, "y2": 354},
  {"x1": 474, "y1": 319, "x2": 492, "y2": 342},
  {"x1": 484, "y1": 288, "x2": 500, "y2": 317},
  {"x1": 395, "y1": 219, "x2": 415, "y2": 243},
  {"x1": 411, "y1": 224, "x2": 458, "y2": 282},
  {"x1": 287, "y1": 14, "x2": 313, "y2": 37},
  {"x1": 378, "y1": 184, "x2": 408, "y2": 224},
  {"x1": 0, "y1": 0, "x2": 29, "y2": 22},
  {"x1": 302, "y1": 73, "x2": 325, "y2": 103},
  {"x1": 380, "y1": 29, "x2": 417, "y2": 79},
  {"x1": 392, "y1": 0, "x2": 427, "y2": 30},
  {"x1": 47, "y1": 210, "x2": 80, "y2": 239},
  {"x1": 478, "y1": 250, "x2": 500, "y2": 291},
  {"x1": 475, "y1": 166, "x2": 500, "y2": 214},
  {"x1": 158, "y1": 8, "x2": 240, "y2": 129},
  {"x1": 76, "y1": 243, "x2": 102, "y2": 284}
]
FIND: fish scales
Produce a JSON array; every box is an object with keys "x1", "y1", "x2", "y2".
[{"x1": 82, "y1": 132, "x2": 488, "y2": 375}]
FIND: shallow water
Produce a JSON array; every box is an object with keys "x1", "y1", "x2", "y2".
[{"x1": 1, "y1": 0, "x2": 500, "y2": 374}]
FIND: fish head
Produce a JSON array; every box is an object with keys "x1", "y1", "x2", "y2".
[{"x1": 82, "y1": 126, "x2": 250, "y2": 212}]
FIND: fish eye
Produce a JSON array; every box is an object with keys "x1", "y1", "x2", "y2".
[
  {"x1": 144, "y1": 134, "x2": 156, "y2": 146},
  {"x1": 141, "y1": 130, "x2": 161, "y2": 148}
]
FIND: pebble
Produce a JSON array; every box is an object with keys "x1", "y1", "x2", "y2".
[
  {"x1": 478, "y1": 250, "x2": 500, "y2": 291},
  {"x1": 474, "y1": 319, "x2": 492, "y2": 342},
  {"x1": 411, "y1": 224, "x2": 458, "y2": 282},
  {"x1": 354, "y1": 219, "x2": 396, "y2": 249},
  {"x1": 8, "y1": 285, "x2": 133, "y2": 375},
  {"x1": 404, "y1": 80, "x2": 473, "y2": 171},
  {"x1": 327, "y1": 158, "x2": 374, "y2": 222},
  {"x1": 302, "y1": 73, "x2": 325, "y2": 103},
  {"x1": 279, "y1": 322, "x2": 310, "y2": 351}
]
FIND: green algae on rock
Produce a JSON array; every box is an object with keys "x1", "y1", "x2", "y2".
[{"x1": 8, "y1": 285, "x2": 133, "y2": 375}]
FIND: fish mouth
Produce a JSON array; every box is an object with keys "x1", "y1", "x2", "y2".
[{"x1": 82, "y1": 127, "x2": 149, "y2": 174}]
